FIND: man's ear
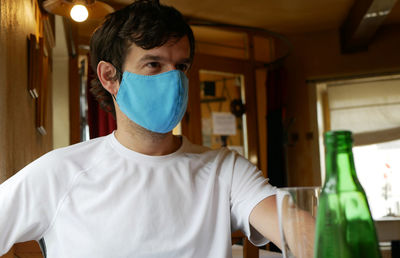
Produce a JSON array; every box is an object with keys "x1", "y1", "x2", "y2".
[{"x1": 97, "y1": 61, "x2": 120, "y2": 95}]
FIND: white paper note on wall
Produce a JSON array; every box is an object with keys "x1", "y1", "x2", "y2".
[{"x1": 212, "y1": 112, "x2": 236, "y2": 135}]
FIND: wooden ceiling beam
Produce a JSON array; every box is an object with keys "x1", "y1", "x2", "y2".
[{"x1": 340, "y1": 0, "x2": 398, "y2": 53}]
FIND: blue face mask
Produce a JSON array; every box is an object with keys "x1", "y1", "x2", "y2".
[{"x1": 115, "y1": 70, "x2": 189, "y2": 133}]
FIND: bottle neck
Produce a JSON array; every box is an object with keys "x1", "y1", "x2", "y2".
[{"x1": 324, "y1": 131, "x2": 361, "y2": 191}]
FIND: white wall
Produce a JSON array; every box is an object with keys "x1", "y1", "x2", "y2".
[{"x1": 52, "y1": 16, "x2": 70, "y2": 149}]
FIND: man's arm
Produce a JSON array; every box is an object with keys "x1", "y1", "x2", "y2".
[
  {"x1": 250, "y1": 194, "x2": 316, "y2": 257},
  {"x1": 0, "y1": 153, "x2": 67, "y2": 255},
  {"x1": 249, "y1": 195, "x2": 283, "y2": 249}
]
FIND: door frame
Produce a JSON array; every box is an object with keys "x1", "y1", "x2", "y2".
[{"x1": 182, "y1": 53, "x2": 260, "y2": 166}]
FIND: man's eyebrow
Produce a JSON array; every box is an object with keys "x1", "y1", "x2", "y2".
[
  {"x1": 138, "y1": 55, "x2": 192, "y2": 64},
  {"x1": 139, "y1": 54, "x2": 193, "y2": 64},
  {"x1": 138, "y1": 54, "x2": 163, "y2": 63}
]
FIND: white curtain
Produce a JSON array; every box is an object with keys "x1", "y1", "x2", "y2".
[{"x1": 328, "y1": 77, "x2": 400, "y2": 146}]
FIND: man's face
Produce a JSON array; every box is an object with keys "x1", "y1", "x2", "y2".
[{"x1": 122, "y1": 36, "x2": 192, "y2": 76}]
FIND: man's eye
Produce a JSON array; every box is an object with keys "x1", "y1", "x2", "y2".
[
  {"x1": 176, "y1": 64, "x2": 188, "y2": 72},
  {"x1": 146, "y1": 62, "x2": 160, "y2": 68}
]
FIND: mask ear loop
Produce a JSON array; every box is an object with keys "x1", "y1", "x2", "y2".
[{"x1": 109, "y1": 62, "x2": 122, "y2": 102}]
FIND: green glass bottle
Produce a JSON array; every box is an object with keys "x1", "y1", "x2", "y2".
[{"x1": 314, "y1": 130, "x2": 381, "y2": 258}]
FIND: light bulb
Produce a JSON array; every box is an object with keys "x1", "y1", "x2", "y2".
[{"x1": 70, "y1": 4, "x2": 88, "y2": 22}]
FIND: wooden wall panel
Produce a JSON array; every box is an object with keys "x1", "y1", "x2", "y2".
[
  {"x1": 0, "y1": 0, "x2": 52, "y2": 181},
  {"x1": 0, "y1": 0, "x2": 8, "y2": 183},
  {"x1": 0, "y1": 0, "x2": 53, "y2": 182},
  {"x1": 277, "y1": 25, "x2": 400, "y2": 186},
  {"x1": 0, "y1": 0, "x2": 52, "y2": 254}
]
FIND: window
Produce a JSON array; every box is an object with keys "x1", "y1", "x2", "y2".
[{"x1": 316, "y1": 74, "x2": 400, "y2": 219}]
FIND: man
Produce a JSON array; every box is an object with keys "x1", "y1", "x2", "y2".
[{"x1": 0, "y1": 0, "x2": 281, "y2": 257}]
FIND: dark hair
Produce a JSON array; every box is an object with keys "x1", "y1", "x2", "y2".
[{"x1": 89, "y1": 0, "x2": 195, "y2": 116}]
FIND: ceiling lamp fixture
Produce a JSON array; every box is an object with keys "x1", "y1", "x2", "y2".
[
  {"x1": 70, "y1": 4, "x2": 89, "y2": 22},
  {"x1": 43, "y1": 0, "x2": 115, "y2": 22}
]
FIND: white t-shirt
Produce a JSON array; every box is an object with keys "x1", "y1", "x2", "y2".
[{"x1": 0, "y1": 132, "x2": 276, "y2": 258}]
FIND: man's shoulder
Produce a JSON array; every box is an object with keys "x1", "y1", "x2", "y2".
[
  {"x1": 1, "y1": 135, "x2": 113, "y2": 203},
  {"x1": 27, "y1": 134, "x2": 111, "y2": 176}
]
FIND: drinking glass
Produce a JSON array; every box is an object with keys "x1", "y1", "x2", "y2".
[{"x1": 276, "y1": 187, "x2": 320, "y2": 258}]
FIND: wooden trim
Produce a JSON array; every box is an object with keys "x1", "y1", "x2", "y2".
[
  {"x1": 69, "y1": 55, "x2": 81, "y2": 144},
  {"x1": 246, "y1": 33, "x2": 261, "y2": 168},
  {"x1": 321, "y1": 90, "x2": 331, "y2": 132},
  {"x1": 256, "y1": 69, "x2": 268, "y2": 177},
  {"x1": 244, "y1": 60, "x2": 260, "y2": 167},
  {"x1": 183, "y1": 61, "x2": 202, "y2": 144},
  {"x1": 63, "y1": 18, "x2": 77, "y2": 58},
  {"x1": 43, "y1": 14, "x2": 55, "y2": 49}
]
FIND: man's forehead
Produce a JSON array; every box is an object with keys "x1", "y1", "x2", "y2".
[{"x1": 127, "y1": 36, "x2": 191, "y2": 60}]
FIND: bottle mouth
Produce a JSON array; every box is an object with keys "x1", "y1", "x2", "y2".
[{"x1": 324, "y1": 130, "x2": 353, "y2": 148}]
